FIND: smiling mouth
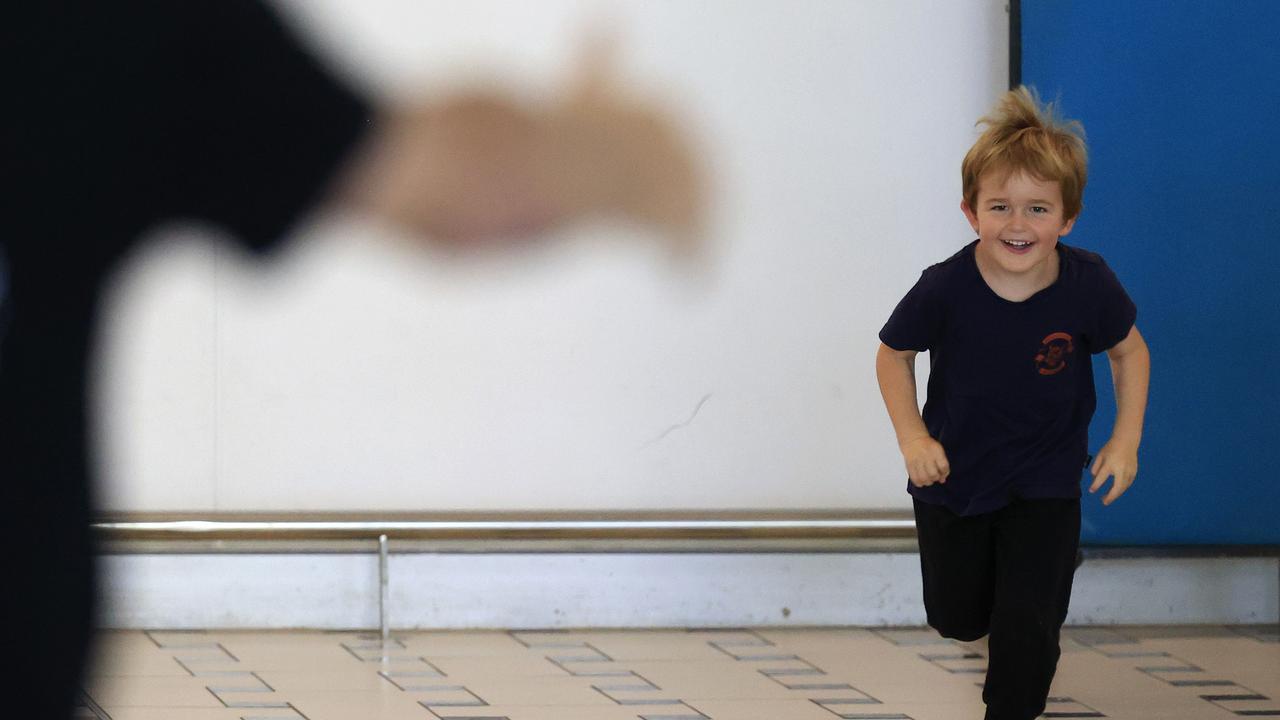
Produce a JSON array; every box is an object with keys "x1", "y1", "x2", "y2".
[{"x1": 1001, "y1": 239, "x2": 1035, "y2": 252}]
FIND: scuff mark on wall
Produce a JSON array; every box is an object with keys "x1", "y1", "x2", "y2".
[{"x1": 643, "y1": 393, "x2": 713, "y2": 448}]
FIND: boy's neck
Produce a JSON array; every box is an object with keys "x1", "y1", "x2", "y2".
[{"x1": 973, "y1": 243, "x2": 1061, "y2": 303}]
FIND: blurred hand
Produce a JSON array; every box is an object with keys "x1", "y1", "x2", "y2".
[
  {"x1": 1089, "y1": 438, "x2": 1137, "y2": 505},
  {"x1": 555, "y1": 35, "x2": 705, "y2": 255},
  {"x1": 345, "y1": 37, "x2": 704, "y2": 257},
  {"x1": 901, "y1": 436, "x2": 950, "y2": 487}
]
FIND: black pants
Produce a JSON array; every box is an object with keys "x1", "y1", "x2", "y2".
[{"x1": 913, "y1": 497, "x2": 1081, "y2": 720}]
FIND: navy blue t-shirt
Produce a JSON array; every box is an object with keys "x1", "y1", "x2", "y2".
[{"x1": 879, "y1": 240, "x2": 1137, "y2": 516}]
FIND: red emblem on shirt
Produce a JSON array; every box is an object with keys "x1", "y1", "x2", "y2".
[{"x1": 1035, "y1": 332, "x2": 1074, "y2": 375}]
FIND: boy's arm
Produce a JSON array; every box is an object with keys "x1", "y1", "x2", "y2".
[
  {"x1": 876, "y1": 343, "x2": 950, "y2": 486},
  {"x1": 1089, "y1": 325, "x2": 1150, "y2": 505}
]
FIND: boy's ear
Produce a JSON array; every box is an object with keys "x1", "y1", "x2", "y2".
[
  {"x1": 1059, "y1": 214, "x2": 1077, "y2": 237},
  {"x1": 960, "y1": 200, "x2": 980, "y2": 235}
]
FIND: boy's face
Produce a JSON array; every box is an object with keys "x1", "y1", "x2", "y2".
[{"x1": 961, "y1": 170, "x2": 1076, "y2": 279}]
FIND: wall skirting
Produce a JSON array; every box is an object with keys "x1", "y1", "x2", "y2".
[{"x1": 98, "y1": 552, "x2": 1279, "y2": 629}]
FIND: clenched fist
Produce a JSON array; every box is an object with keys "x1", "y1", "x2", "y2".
[{"x1": 901, "y1": 436, "x2": 950, "y2": 487}]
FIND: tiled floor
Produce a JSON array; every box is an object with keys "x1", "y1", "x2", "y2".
[{"x1": 84, "y1": 625, "x2": 1280, "y2": 720}]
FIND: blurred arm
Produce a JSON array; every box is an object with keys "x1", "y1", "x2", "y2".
[{"x1": 338, "y1": 70, "x2": 703, "y2": 253}]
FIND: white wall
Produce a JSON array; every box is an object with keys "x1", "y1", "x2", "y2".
[{"x1": 93, "y1": 1, "x2": 1010, "y2": 512}]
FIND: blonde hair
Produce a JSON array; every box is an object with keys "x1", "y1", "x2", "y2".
[{"x1": 962, "y1": 86, "x2": 1088, "y2": 220}]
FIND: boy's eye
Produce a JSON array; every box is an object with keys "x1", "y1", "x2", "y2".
[
  {"x1": 1030, "y1": 206, "x2": 1048, "y2": 214},
  {"x1": 988, "y1": 204, "x2": 1007, "y2": 212}
]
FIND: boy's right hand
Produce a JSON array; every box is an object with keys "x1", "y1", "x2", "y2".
[{"x1": 900, "y1": 436, "x2": 950, "y2": 487}]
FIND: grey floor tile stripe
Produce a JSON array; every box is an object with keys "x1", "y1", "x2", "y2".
[
  {"x1": 546, "y1": 643, "x2": 613, "y2": 662},
  {"x1": 507, "y1": 629, "x2": 582, "y2": 648},
  {"x1": 143, "y1": 629, "x2": 214, "y2": 649},
  {"x1": 592, "y1": 672, "x2": 659, "y2": 691},
  {"x1": 379, "y1": 662, "x2": 449, "y2": 689},
  {"x1": 1095, "y1": 649, "x2": 1172, "y2": 658},
  {"x1": 346, "y1": 638, "x2": 407, "y2": 650},
  {"x1": 870, "y1": 628, "x2": 950, "y2": 647},
  {"x1": 1043, "y1": 695, "x2": 1107, "y2": 718},
  {"x1": 74, "y1": 689, "x2": 112, "y2": 720},
  {"x1": 418, "y1": 685, "x2": 489, "y2": 709},
  {"x1": 1064, "y1": 628, "x2": 1139, "y2": 647},
  {"x1": 1110, "y1": 641, "x2": 1279, "y2": 718},
  {"x1": 549, "y1": 657, "x2": 632, "y2": 676},
  {"x1": 636, "y1": 700, "x2": 708, "y2": 719},
  {"x1": 816, "y1": 710, "x2": 912, "y2": 720}
]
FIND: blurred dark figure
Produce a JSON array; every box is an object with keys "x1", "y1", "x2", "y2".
[{"x1": 1, "y1": 2, "x2": 703, "y2": 716}]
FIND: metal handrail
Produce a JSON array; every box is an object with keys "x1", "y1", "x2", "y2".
[
  {"x1": 93, "y1": 516, "x2": 917, "y2": 541},
  {"x1": 99, "y1": 515, "x2": 916, "y2": 532}
]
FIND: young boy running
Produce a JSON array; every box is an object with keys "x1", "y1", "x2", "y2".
[{"x1": 876, "y1": 87, "x2": 1151, "y2": 719}]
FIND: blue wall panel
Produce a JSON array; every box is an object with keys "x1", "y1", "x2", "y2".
[{"x1": 1023, "y1": 1, "x2": 1280, "y2": 544}]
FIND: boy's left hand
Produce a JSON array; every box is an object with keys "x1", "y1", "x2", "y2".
[{"x1": 1089, "y1": 439, "x2": 1138, "y2": 505}]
